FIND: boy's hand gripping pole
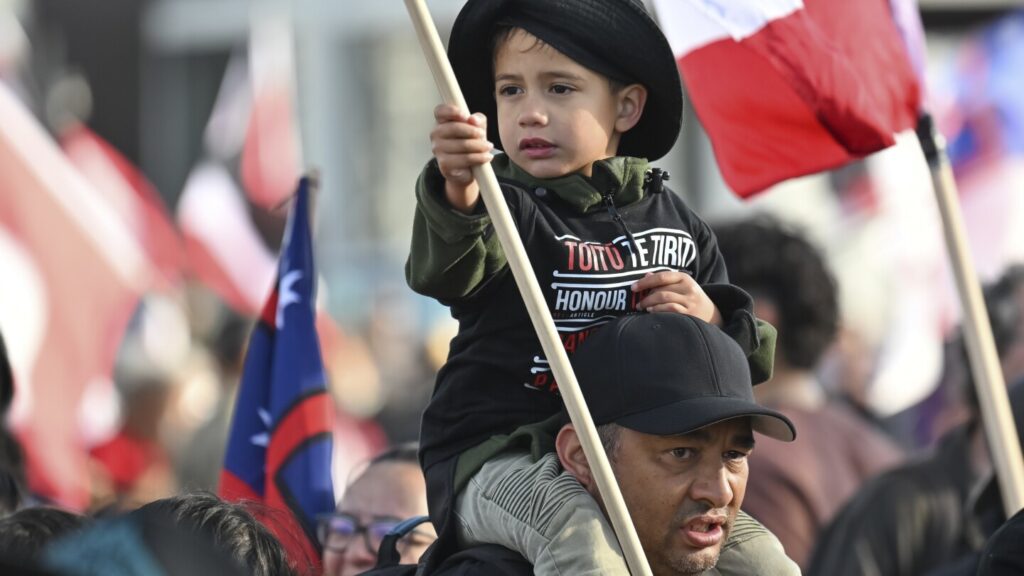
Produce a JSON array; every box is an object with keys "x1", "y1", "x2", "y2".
[{"x1": 403, "y1": 1, "x2": 654, "y2": 574}]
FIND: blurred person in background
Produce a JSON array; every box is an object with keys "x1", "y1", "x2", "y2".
[
  {"x1": 0, "y1": 506, "x2": 85, "y2": 563},
  {"x1": 320, "y1": 443, "x2": 436, "y2": 576},
  {"x1": 917, "y1": 265, "x2": 1024, "y2": 449},
  {"x1": 88, "y1": 363, "x2": 176, "y2": 511},
  {"x1": 0, "y1": 328, "x2": 27, "y2": 513},
  {"x1": 715, "y1": 217, "x2": 904, "y2": 570},
  {"x1": 984, "y1": 265, "x2": 1024, "y2": 387},
  {"x1": 808, "y1": 265, "x2": 1024, "y2": 576},
  {"x1": 38, "y1": 499, "x2": 251, "y2": 576},
  {"x1": 811, "y1": 380, "x2": 1024, "y2": 576},
  {"x1": 174, "y1": 308, "x2": 251, "y2": 492}
]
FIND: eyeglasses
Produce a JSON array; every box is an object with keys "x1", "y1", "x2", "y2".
[{"x1": 316, "y1": 513, "x2": 435, "y2": 555}]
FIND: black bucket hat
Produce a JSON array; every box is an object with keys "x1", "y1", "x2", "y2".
[
  {"x1": 448, "y1": 0, "x2": 684, "y2": 161},
  {"x1": 572, "y1": 313, "x2": 796, "y2": 442}
]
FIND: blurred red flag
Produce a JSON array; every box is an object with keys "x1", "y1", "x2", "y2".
[
  {"x1": 240, "y1": 16, "x2": 303, "y2": 209},
  {"x1": 61, "y1": 122, "x2": 184, "y2": 287},
  {"x1": 177, "y1": 161, "x2": 277, "y2": 315},
  {"x1": 0, "y1": 83, "x2": 151, "y2": 508},
  {"x1": 241, "y1": 86, "x2": 301, "y2": 210},
  {"x1": 653, "y1": 0, "x2": 921, "y2": 197}
]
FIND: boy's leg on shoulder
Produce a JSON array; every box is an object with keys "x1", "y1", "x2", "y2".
[
  {"x1": 718, "y1": 510, "x2": 802, "y2": 575},
  {"x1": 454, "y1": 450, "x2": 630, "y2": 575}
]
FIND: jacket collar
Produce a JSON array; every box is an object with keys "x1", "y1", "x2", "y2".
[{"x1": 492, "y1": 154, "x2": 650, "y2": 213}]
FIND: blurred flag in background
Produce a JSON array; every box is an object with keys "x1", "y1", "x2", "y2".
[
  {"x1": 176, "y1": 45, "x2": 282, "y2": 315},
  {"x1": 945, "y1": 11, "x2": 1024, "y2": 170},
  {"x1": 653, "y1": 0, "x2": 921, "y2": 197},
  {"x1": 240, "y1": 12, "x2": 303, "y2": 210},
  {"x1": 61, "y1": 121, "x2": 184, "y2": 288},
  {"x1": 0, "y1": 82, "x2": 152, "y2": 508},
  {"x1": 179, "y1": 42, "x2": 385, "y2": 495},
  {"x1": 219, "y1": 176, "x2": 335, "y2": 572},
  {"x1": 940, "y1": 10, "x2": 1024, "y2": 279}
]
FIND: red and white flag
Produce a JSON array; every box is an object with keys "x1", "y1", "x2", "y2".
[
  {"x1": 0, "y1": 83, "x2": 151, "y2": 508},
  {"x1": 61, "y1": 122, "x2": 184, "y2": 288},
  {"x1": 176, "y1": 49, "x2": 278, "y2": 315},
  {"x1": 653, "y1": 0, "x2": 921, "y2": 197},
  {"x1": 240, "y1": 13, "x2": 303, "y2": 210},
  {"x1": 177, "y1": 161, "x2": 277, "y2": 315}
]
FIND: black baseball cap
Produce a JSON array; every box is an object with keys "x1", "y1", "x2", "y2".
[
  {"x1": 571, "y1": 313, "x2": 796, "y2": 441},
  {"x1": 447, "y1": 0, "x2": 684, "y2": 161}
]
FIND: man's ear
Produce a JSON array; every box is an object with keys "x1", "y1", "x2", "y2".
[
  {"x1": 556, "y1": 424, "x2": 596, "y2": 492},
  {"x1": 615, "y1": 83, "x2": 648, "y2": 134}
]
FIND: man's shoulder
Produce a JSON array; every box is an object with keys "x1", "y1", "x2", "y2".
[{"x1": 718, "y1": 511, "x2": 801, "y2": 576}]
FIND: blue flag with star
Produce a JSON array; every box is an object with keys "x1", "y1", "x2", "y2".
[{"x1": 220, "y1": 175, "x2": 334, "y2": 569}]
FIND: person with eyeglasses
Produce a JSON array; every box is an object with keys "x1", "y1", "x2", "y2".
[{"x1": 320, "y1": 444, "x2": 437, "y2": 576}]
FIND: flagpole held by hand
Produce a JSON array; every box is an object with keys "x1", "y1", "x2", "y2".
[
  {"x1": 402, "y1": 1, "x2": 653, "y2": 574},
  {"x1": 916, "y1": 113, "x2": 1024, "y2": 517}
]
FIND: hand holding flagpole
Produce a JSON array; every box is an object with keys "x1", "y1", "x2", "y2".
[{"x1": 403, "y1": 1, "x2": 653, "y2": 574}]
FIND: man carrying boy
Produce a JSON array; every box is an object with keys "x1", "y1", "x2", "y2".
[{"x1": 406, "y1": 0, "x2": 788, "y2": 573}]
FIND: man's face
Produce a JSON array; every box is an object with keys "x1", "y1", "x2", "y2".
[
  {"x1": 611, "y1": 419, "x2": 754, "y2": 576},
  {"x1": 493, "y1": 29, "x2": 626, "y2": 179},
  {"x1": 321, "y1": 462, "x2": 436, "y2": 576}
]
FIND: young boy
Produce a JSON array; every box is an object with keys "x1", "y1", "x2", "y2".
[{"x1": 406, "y1": 0, "x2": 782, "y2": 573}]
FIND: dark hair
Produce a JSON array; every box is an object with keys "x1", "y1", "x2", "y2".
[
  {"x1": 985, "y1": 265, "x2": 1024, "y2": 358},
  {"x1": 369, "y1": 442, "x2": 420, "y2": 467},
  {"x1": 136, "y1": 492, "x2": 298, "y2": 576},
  {"x1": 957, "y1": 266, "x2": 1024, "y2": 418},
  {"x1": 212, "y1": 311, "x2": 252, "y2": 373},
  {"x1": 0, "y1": 467, "x2": 22, "y2": 515},
  {"x1": 0, "y1": 328, "x2": 13, "y2": 416},
  {"x1": 715, "y1": 217, "x2": 839, "y2": 369},
  {"x1": 0, "y1": 507, "x2": 85, "y2": 561},
  {"x1": 597, "y1": 424, "x2": 622, "y2": 462}
]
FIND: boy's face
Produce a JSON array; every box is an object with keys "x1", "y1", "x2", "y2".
[{"x1": 493, "y1": 30, "x2": 633, "y2": 178}]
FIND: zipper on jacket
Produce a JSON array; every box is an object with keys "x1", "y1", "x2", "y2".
[{"x1": 602, "y1": 189, "x2": 641, "y2": 260}]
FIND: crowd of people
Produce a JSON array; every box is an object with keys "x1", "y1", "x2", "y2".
[
  {"x1": 3, "y1": 0, "x2": 1024, "y2": 574},
  {"x1": 2, "y1": 239, "x2": 1023, "y2": 575}
]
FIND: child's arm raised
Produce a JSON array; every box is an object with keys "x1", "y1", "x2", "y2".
[
  {"x1": 405, "y1": 106, "x2": 503, "y2": 301},
  {"x1": 431, "y1": 104, "x2": 494, "y2": 214}
]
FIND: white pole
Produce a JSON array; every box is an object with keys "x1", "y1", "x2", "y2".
[
  {"x1": 917, "y1": 114, "x2": 1024, "y2": 516},
  {"x1": 402, "y1": 1, "x2": 654, "y2": 574}
]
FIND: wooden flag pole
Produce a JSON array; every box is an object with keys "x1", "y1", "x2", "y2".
[
  {"x1": 403, "y1": 1, "x2": 653, "y2": 574},
  {"x1": 917, "y1": 114, "x2": 1024, "y2": 516}
]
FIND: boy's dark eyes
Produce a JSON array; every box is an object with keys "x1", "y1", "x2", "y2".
[
  {"x1": 497, "y1": 85, "x2": 523, "y2": 96},
  {"x1": 496, "y1": 84, "x2": 574, "y2": 96}
]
